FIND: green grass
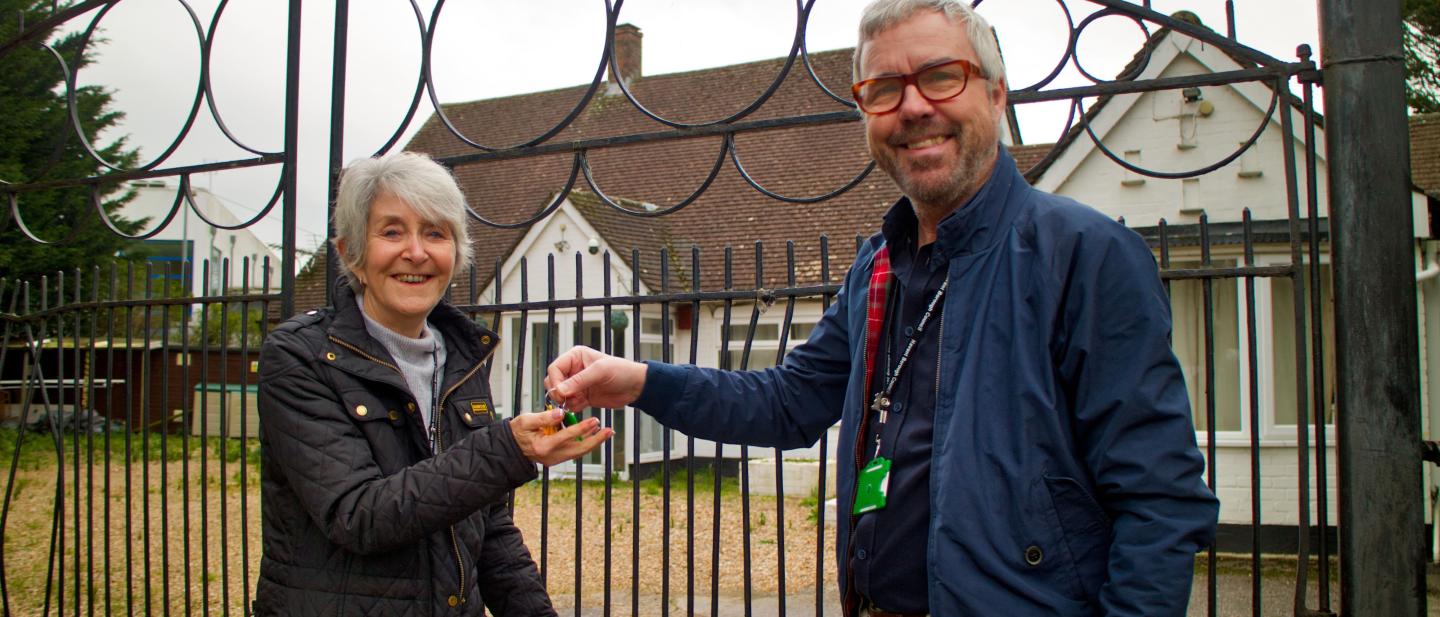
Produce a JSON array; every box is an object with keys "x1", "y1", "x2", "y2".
[{"x1": 0, "y1": 428, "x2": 261, "y2": 473}]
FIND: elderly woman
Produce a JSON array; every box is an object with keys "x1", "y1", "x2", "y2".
[{"x1": 256, "y1": 151, "x2": 607, "y2": 616}]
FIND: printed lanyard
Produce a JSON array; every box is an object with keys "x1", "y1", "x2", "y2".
[
  {"x1": 867, "y1": 277, "x2": 947, "y2": 457},
  {"x1": 428, "y1": 349, "x2": 442, "y2": 453}
]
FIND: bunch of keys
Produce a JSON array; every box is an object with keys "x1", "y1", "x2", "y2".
[{"x1": 542, "y1": 393, "x2": 582, "y2": 441}]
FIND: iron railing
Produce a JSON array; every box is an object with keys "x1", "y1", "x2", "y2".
[{"x1": 0, "y1": 0, "x2": 1420, "y2": 615}]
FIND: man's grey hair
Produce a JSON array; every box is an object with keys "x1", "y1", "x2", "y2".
[
  {"x1": 852, "y1": 0, "x2": 1007, "y2": 96},
  {"x1": 332, "y1": 151, "x2": 473, "y2": 293}
]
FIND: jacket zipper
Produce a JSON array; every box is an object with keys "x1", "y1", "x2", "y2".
[
  {"x1": 432, "y1": 347, "x2": 494, "y2": 608},
  {"x1": 328, "y1": 334, "x2": 496, "y2": 609}
]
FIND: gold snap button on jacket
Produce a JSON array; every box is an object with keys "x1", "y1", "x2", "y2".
[
  {"x1": 388, "y1": 410, "x2": 400, "y2": 421},
  {"x1": 355, "y1": 405, "x2": 368, "y2": 417},
  {"x1": 325, "y1": 352, "x2": 336, "y2": 361}
]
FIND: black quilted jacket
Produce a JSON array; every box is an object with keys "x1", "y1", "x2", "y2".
[{"x1": 255, "y1": 283, "x2": 554, "y2": 616}]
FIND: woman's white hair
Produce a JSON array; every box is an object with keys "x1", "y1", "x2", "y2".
[
  {"x1": 331, "y1": 151, "x2": 473, "y2": 293},
  {"x1": 852, "y1": 0, "x2": 1007, "y2": 95}
]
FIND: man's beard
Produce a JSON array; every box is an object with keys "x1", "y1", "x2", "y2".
[{"x1": 874, "y1": 119, "x2": 995, "y2": 212}]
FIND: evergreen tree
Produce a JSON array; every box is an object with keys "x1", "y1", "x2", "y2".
[
  {"x1": 1406, "y1": 0, "x2": 1440, "y2": 113},
  {"x1": 0, "y1": 0, "x2": 145, "y2": 285}
]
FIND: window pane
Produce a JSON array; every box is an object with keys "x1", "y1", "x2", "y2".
[
  {"x1": 727, "y1": 322, "x2": 779, "y2": 342},
  {"x1": 1169, "y1": 264, "x2": 1242, "y2": 432},
  {"x1": 641, "y1": 317, "x2": 673, "y2": 336},
  {"x1": 789, "y1": 322, "x2": 816, "y2": 341},
  {"x1": 725, "y1": 348, "x2": 779, "y2": 371},
  {"x1": 1272, "y1": 265, "x2": 1336, "y2": 426}
]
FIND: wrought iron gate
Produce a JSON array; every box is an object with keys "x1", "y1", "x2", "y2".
[{"x1": 0, "y1": 0, "x2": 1423, "y2": 615}]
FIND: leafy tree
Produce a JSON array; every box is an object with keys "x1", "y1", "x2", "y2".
[
  {"x1": 0, "y1": 0, "x2": 146, "y2": 284},
  {"x1": 1406, "y1": 0, "x2": 1440, "y2": 113}
]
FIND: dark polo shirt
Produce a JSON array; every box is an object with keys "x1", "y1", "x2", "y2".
[{"x1": 850, "y1": 205, "x2": 946, "y2": 614}]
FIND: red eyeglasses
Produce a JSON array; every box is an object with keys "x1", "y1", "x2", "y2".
[{"x1": 851, "y1": 59, "x2": 987, "y2": 115}]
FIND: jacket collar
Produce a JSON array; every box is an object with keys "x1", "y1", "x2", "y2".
[
  {"x1": 325, "y1": 278, "x2": 500, "y2": 376},
  {"x1": 880, "y1": 145, "x2": 1024, "y2": 263}
]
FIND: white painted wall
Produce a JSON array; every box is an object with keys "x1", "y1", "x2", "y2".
[
  {"x1": 1034, "y1": 30, "x2": 1436, "y2": 530},
  {"x1": 119, "y1": 182, "x2": 280, "y2": 295}
]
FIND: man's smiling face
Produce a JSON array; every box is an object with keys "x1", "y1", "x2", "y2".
[{"x1": 858, "y1": 9, "x2": 1006, "y2": 211}]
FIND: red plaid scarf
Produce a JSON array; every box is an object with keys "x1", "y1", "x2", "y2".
[{"x1": 862, "y1": 245, "x2": 891, "y2": 399}]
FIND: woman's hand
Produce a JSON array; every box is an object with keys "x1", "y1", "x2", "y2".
[{"x1": 509, "y1": 409, "x2": 613, "y2": 467}]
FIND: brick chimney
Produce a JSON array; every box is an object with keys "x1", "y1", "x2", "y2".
[{"x1": 607, "y1": 24, "x2": 642, "y2": 95}]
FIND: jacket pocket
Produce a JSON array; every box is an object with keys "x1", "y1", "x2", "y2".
[
  {"x1": 336, "y1": 389, "x2": 414, "y2": 474},
  {"x1": 1042, "y1": 474, "x2": 1112, "y2": 600}
]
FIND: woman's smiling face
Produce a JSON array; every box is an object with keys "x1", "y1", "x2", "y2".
[{"x1": 349, "y1": 192, "x2": 456, "y2": 337}]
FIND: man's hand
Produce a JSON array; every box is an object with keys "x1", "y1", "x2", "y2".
[
  {"x1": 509, "y1": 410, "x2": 612, "y2": 467},
  {"x1": 544, "y1": 345, "x2": 647, "y2": 411}
]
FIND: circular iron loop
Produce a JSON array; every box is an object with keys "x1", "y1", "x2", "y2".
[
  {"x1": 727, "y1": 133, "x2": 877, "y2": 204},
  {"x1": 420, "y1": 0, "x2": 610, "y2": 152},
  {"x1": 0, "y1": 42, "x2": 72, "y2": 186},
  {"x1": 360, "y1": 0, "x2": 432, "y2": 158},
  {"x1": 89, "y1": 177, "x2": 186, "y2": 241},
  {"x1": 68, "y1": 1, "x2": 210, "y2": 173},
  {"x1": 1070, "y1": 7, "x2": 1152, "y2": 84},
  {"x1": 461, "y1": 152, "x2": 583, "y2": 230},
  {"x1": 797, "y1": 0, "x2": 858, "y2": 108},
  {"x1": 203, "y1": 0, "x2": 284, "y2": 156},
  {"x1": 992, "y1": 0, "x2": 1076, "y2": 93},
  {"x1": 1075, "y1": 82, "x2": 1281, "y2": 180},
  {"x1": 579, "y1": 137, "x2": 729, "y2": 217},
  {"x1": 605, "y1": 0, "x2": 807, "y2": 129},
  {"x1": 183, "y1": 172, "x2": 285, "y2": 231}
]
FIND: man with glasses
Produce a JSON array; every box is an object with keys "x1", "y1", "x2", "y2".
[{"x1": 546, "y1": 0, "x2": 1218, "y2": 615}]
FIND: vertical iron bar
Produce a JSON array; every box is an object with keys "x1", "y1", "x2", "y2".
[
  {"x1": 712, "y1": 247, "x2": 734, "y2": 617},
  {"x1": 1225, "y1": 0, "x2": 1237, "y2": 40},
  {"x1": 741, "y1": 242, "x2": 764, "y2": 617},
  {"x1": 1238, "y1": 209, "x2": 1261, "y2": 617},
  {"x1": 1319, "y1": 0, "x2": 1423, "y2": 610},
  {"x1": 602, "y1": 251, "x2": 613, "y2": 617},
  {"x1": 510, "y1": 257, "x2": 530, "y2": 515},
  {"x1": 659, "y1": 248, "x2": 672, "y2": 617},
  {"x1": 70, "y1": 269, "x2": 82, "y2": 617},
  {"x1": 1299, "y1": 50, "x2": 1333, "y2": 612},
  {"x1": 687, "y1": 246, "x2": 703, "y2": 617},
  {"x1": 816, "y1": 236, "x2": 831, "y2": 617},
  {"x1": 1277, "y1": 73, "x2": 1316, "y2": 617},
  {"x1": 573, "y1": 251, "x2": 583, "y2": 617},
  {"x1": 142, "y1": 265, "x2": 154, "y2": 617},
  {"x1": 629, "y1": 250, "x2": 641, "y2": 617},
  {"x1": 181, "y1": 263, "x2": 195, "y2": 617},
  {"x1": 160, "y1": 263, "x2": 174, "y2": 617},
  {"x1": 773, "y1": 241, "x2": 798, "y2": 617},
  {"x1": 125, "y1": 262, "x2": 136, "y2": 614},
  {"x1": 1198, "y1": 217, "x2": 1217, "y2": 617},
  {"x1": 104, "y1": 264, "x2": 117, "y2": 617},
  {"x1": 278, "y1": 0, "x2": 303, "y2": 319},
  {"x1": 86, "y1": 267, "x2": 98, "y2": 617},
  {"x1": 325, "y1": 0, "x2": 349, "y2": 307},
  {"x1": 540, "y1": 255, "x2": 555, "y2": 584},
  {"x1": 1241, "y1": 211, "x2": 1262, "y2": 617}
]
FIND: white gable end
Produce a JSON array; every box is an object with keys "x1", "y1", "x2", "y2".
[{"x1": 1034, "y1": 31, "x2": 1331, "y2": 229}]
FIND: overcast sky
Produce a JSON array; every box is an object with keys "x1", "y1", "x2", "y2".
[{"x1": 59, "y1": 0, "x2": 1320, "y2": 264}]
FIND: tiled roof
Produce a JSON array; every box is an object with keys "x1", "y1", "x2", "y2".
[
  {"x1": 1412, "y1": 112, "x2": 1440, "y2": 197},
  {"x1": 404, "y1": 46, "x2": 1056, "y2": 295},
  {"x1": 284, "y1": 46, "x2": 1057, "y2": 313},
  {"x1": 406, "y1": 47, "x2": 887, "y2": 293}
]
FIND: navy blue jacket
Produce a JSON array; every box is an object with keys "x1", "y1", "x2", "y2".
[{"x1": 634, "y1": 148, "x2": 1219, "y2": 616}]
